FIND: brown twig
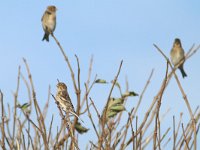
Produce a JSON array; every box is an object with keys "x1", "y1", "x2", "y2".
[
  {"x1": 181, "y1": 123, "x2": 190, "y2": 150},
  {"x1": 136, "y1": 116, "x2": 138, "y2": 150},
  {"x1": 176, "y1": 107, "x2": 199, "y2": 148},
  {"x1": 80, "y1": 75, "x2": 97, "y2": 116},
  {"x1": 153, "y1": 62, "x2": 169, "y2": 150},
  {"x1": 79, "y1": 103, "x2": 92, "y2": 115},
  {"x1": 142, "y1": 109, "x2": 171, "y2": 149},
  {"x1": 157, "y1": 127, "x2": 170, "y2": 148},
  {"x1": 5, "y1": 104, "x2": 12, "y2": 140},
  {"x1": 47, "y1": 115, "x2": 54, "y2": 145},
  {"x1": 89, "y1": 98, "x2": 101, "y2": 120},
  {"x1": 173, "y1": 116, "x2": 176, "y2": 150},
  {"x1": 80, "y1": 55, "x2": 94, "y2": 109},
  {"x1": 23, "y1": 58, "x2": 48, "y2": 149},
  {"x1": 186, "y1": 44, "x2": 200, "y2": 59},
  {"x1": 20, "y1": 73, "x2": 32, "y2": 112},
  {"x1": 123, "y1": 70, "x2": 154, "y2": 148},
  {"x1": 25, "y1": 128, "x2": 34, "y2": 150},
  {"x1": 85, "y1": 84, "x2": 99, "y2": 139},
  {"x1": 99, "y1": 60, "x2": 123, "y2": 148},
  {"x1": 51, "y1": 33, "x2": 82, "y2": 149},
  {"x1": 12, "y1": 66, "x2": 21, "y2": 149},
  {"x1": 51, "y1": 33, "x2": 78, "y2": 92},
  {"x1": 162, "y1": 137, "x2": 171, "y2": 149},
  {"x1": 129, "y1": 114, "x2": 135, "y2": 150},
  {"x1": 43, "y1": 86, "x2": 51, "y2": 120},
  {"x1": 21, "y1": 109, "x2": 43, "y2": 134},
  {"x1": 0, "y1": 91, "x2": 5, "y2": 150},
  {"x1": 74, "y1": 55, "x2": 81, "y2": 117},
  {"x1": 153, "y1": 44, "x2": 199, "y2": 150},
  {"x1": 133, "y1": 69, "x2": 154, "y2": 117},
  {"x1": 129, "y1": 70, "x2": 170, "y2": 147},
  {"x1": 125, "y1": 42, "x2": 199, "y2": 148},
  {"x1": 70, "y1": 55, "x2": 82, "y2": 147},
  {"x1": 120, "y1": 108, "x2": 134, "y2": 150}
]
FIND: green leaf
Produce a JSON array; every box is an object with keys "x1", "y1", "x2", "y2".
[
  {"x1": 95, "y1": 79, "x2": 107, "y2": 84},
  {"x1": 75, "y1": 122, "x2": 89, "y2": 134},
  {"x1": 21, "y1": 103, "x2": 30, "y2": 110},
  {"x1": 104, "y1": 98, "x2": 126, "y2": 120},
  {"x1": 17, "y1": 103, "x2": 30, "y2": 110},
  {"x1": 122, "y1": 91, "x2": 138, "y2": 97},
  {"x1": 110, "y1": 105, "x2": 125, "y2": 111},
  {"x1": 107, "y1": 111, "x2": 118, "y2": 118},
  {"x1": 108, "y1": 98, "x2": 123, "y2": 107}
]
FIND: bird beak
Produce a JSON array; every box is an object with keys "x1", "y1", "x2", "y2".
[{"x1": 57, "y1": 79, "x2": 60, "y2": 83}]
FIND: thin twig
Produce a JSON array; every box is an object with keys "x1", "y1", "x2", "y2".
[
  {"x1": 51, "y1": 33, "x2": 78, "y2": 92},
  {"x1": 154, "y1": 62, "x2": 169, "y2": 150},
  {"x1": 23, "y1": 58, "x2": 48, "y2": 149},
  {"x1": 0, "y1": 91, "x2": 5, "y2": 149},
  {"x1": 70, "y1": 55, "x2": 82, "y2": 148},
  {"x1": 153, "y1": 44, "x2": 199, "y2": 150},
  {"x1": 47, "y1": 115, "x2": 54, "y2": 144},
  {"x1": 80, "y1": 55, "x2": 94, "y2": 109},
  {"x1": 181, "y1": 123, "x2": 190, "y2": 150},
  {"x1": 85, "y1": 84, "x2": 99, "y2": 139},
  {"x1": 133, "y1": 69, "x2": 154, "y2": 117},
  {"x1": 25, "y1": 129, "x2": 34, "y2": 150},
  {"x1": 43, "y1": 86, "x2": 51, "y2": 120},
  {"x1": 173, "y1": 116, "x2": 176, "y2": 150},
  {"x1": 12, "y1": 66, "x2": 21, "y2": 149},
  {"x1": 99, "y1": 60, "x2": 123, "y2": 148}
]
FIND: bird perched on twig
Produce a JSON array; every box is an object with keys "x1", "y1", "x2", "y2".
[
  {"x1": 41, "y1": 5, "x2": 57, "y2": 42},
  {"x1": 56, "y1": 82, "x2": 83, "y2": 122},
  {"x1": 170, "y1": 38, "x2": 187, "y2": 78}
]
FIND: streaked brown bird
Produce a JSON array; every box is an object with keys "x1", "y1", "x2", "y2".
[
  {"x1": 41, "y1": 5, "x2": 57, "y2": 42},
  {"x1": 56, "y1": 82, "x2": 83, "y2": 122},
  {"x1": 170, "y1": 38, "x2": 187, "y2": 78}
]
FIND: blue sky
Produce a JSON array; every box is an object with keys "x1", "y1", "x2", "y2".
[{"x1": 0, "y1": 1, "x2": 200, "y2": 149}]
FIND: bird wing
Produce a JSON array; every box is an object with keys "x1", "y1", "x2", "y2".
[
  {"x1": 59, "y1": 92, "x2": 76, "y2": 111},
  {"x1": 41, "y1": 11, "x2": 46, "y2": 21},
  {"x1": 60, "y1": 92, "x2": 84, "y2": 123},
  {"x1": 41, "y1": 10, "x2": 51, "y2": 21},
  {"x1": 68, "y1": 110, "x2": 84, "y2": 123}
]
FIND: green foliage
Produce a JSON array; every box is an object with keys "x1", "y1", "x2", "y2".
[
  {"x1": 95, "y1": 79, "x2": 108, "y2": 84},
  {"x1": 17, "y1": 102, "x2": 30, "y2": 110},
  {"x1": 75, "y1": 122, "x2": 89, "y2": 134}
]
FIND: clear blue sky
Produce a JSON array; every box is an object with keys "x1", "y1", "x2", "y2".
[{"x1": 0, "y1": 1, "x2": 199, "y2": 149}]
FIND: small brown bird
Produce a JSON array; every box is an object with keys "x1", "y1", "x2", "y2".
[
  {"x1": 56, "y1": 82, "x2": 83, "y2": 122},
  {"x1": 170, "y1": 38, "x2": 187, "y2": 78},
  {"x1": 41, "y1": 5, "x2": 57, "y2": 42}
]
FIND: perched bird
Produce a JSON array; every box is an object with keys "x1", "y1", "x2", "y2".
[
  {"x1": 56, "y1": 82, "x2": 83, "y2": 122},
  {"x1": 41, "y1": 5, "x2": 57, "y2": 42},
  {"x1": 170, "y1": 38, "x2": 187, "y2": 78}
]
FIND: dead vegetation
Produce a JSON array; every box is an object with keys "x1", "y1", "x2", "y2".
[{"x1": 0, "y1": 34, "x2": 200, "y2": 150}]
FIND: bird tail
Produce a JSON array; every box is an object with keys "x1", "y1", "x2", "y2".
[
  {"x1": 69, "y1": 110, "x2": 84, "y2": 123},
  {"x1": 42, "y1": 33, "x2": 49, "y2": 42},
  {"x1": 179, "y1": 65, "x2": 187, "y2": 78}
]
